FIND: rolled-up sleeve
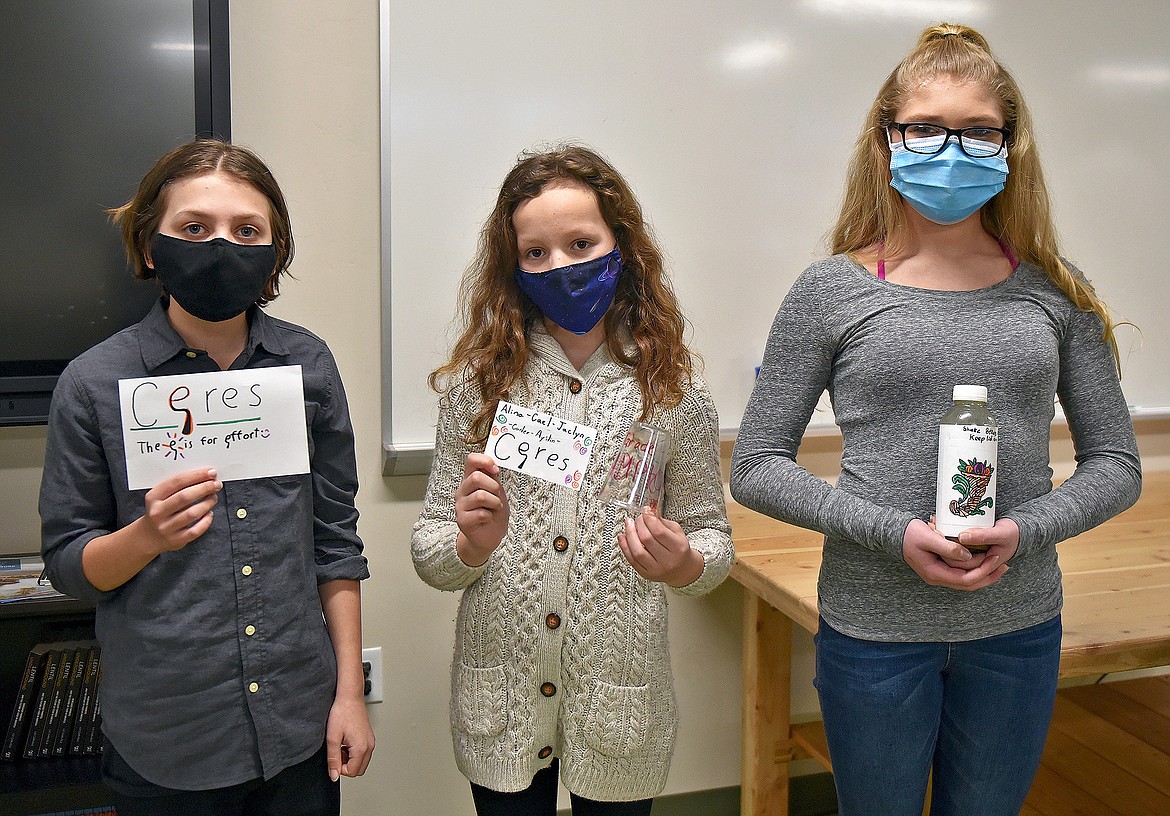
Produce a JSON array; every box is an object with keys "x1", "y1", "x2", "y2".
[
  {"x1": 39, "y1": 366, "x2": 121, "y2": 603},
  {"x1": 308, "y1": 350, "x2": 368, "y2": 583}
]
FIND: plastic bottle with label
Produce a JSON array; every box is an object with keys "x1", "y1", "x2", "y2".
[{"x1": 935, "y1": 385, "x2": 998, "y2": 550}]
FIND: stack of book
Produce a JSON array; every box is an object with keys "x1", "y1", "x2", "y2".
[{"x1": 1, "y1": 642, "x2": 103, "y2": 762}]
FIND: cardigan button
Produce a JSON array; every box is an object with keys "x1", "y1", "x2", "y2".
[
  {"x1": 540, "y1": 682, "x2": 557, "y2": 697},
  {"x1": 552, "y1": 536, "x2": 569, "y2": 552},
  {"x1": 569, "y1": 379, "x2": 582, "y2": 394},
  {"x1": 545, "y1": 613, "x2": 561, "y2": 630},
  {"x1": 538, "y1": 746, "x2": 553, "y2": 759}
]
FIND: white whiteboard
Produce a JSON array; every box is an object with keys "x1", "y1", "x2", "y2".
[{"x1": 381, "y1": 0, "x2": 1169, "y2": 473}]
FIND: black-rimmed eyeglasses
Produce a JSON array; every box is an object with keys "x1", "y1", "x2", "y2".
[{"x1": 887, "y1": 122, "x2": 1010, "y2": 158}]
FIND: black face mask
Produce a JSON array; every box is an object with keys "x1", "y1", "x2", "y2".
[{"x1": 150, "y1": 234, "x2": 277, "y2": 323}]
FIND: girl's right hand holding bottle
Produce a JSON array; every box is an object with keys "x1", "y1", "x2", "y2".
[
  {"x1": 455, "y1": 453, "x2": 510, "y2": 567},
  {"x1": 902, "y1": 518, "x2": 1008, "y2": 591}
]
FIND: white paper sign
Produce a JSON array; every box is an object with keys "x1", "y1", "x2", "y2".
[
  {"x1": 119, "y1": 366, "x2": 310, "y2": 490},
  {"x1": 486, "y1": 400, "x2": 596, "y2": 490}
]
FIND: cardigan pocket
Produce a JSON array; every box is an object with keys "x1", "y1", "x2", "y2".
[
  {"x1": 584, "y1": 680, "x2": 650, "y2": 757},
  {"x1": 454, "y1": 662, "x2": 509, "y2": 738}
]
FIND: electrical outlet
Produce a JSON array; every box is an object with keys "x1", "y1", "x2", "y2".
[{"x1": 362, "y1": 646, "x2": 383, "y2": 704}]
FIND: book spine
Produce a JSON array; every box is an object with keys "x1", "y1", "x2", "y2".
[
  {"x1": 83, "y1": 657, "x2": 103, "y2": 755},
  {"x1": 1, "y1": 645, "x2": 48, "y2": 761},
  {"x1": 85, "y1": 693, "x2": 103, "y2": 755},
  {"x1": 70, "y1": 645, "x2": 101, "y2": 756},
  {"x1": 52, "y1": 644, "x2": 89, "y2": 756},
  {"x1": 23, "y1": 648, "x2": 62, "y2": 758},
  {"x1": 39, "y1": 646, "x2": 76, "y2": 757}
]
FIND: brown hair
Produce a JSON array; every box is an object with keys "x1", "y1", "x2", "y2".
[
  {"x1": 831, "y1": 23, "x2": 1121, "y2": 365},
  {"x1": 430, "y1": 144, "x2": 696, "y2": 445},
  {"x1": 108, "y1": 139, "x2": 294, "y2": 305}
]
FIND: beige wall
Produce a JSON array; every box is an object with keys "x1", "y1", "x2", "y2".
[{"x1": 2, "y1": 3, "x2": 1168, "y2": 814}]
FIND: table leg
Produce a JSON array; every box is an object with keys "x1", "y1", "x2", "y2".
[{"x1": 741, "y1": 590, "x2": 793, "y2": 816}]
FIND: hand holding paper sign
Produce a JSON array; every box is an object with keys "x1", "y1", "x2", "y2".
[
  {"x1": 80, "y1": 467, "x2": 223, "y2": 593},
  {"x1": 455, "y1": 453, "x2": 510, "y2": 567},
  {"x1": 137, "y1": 468, "x2": 223, "y2": 554}
]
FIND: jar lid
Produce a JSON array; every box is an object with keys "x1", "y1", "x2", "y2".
[{"x1": 953, "y1": 385, "x2": 988, "y2": 402}]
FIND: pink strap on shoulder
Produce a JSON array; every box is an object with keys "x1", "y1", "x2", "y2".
[
  {"x1": 876, "y1": 239, "x2": 1018, "y2": 280},
  {"x1": 996, "y1": 238, "x2": 1020, "y2": 270}
]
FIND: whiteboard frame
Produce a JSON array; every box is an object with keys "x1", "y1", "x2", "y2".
[
  {"x1": 378, "y1": 0, "x2": 1170, "y2": 476},
  {"x1": 380, "y1": 0, "x2": 431, "y2": 475}
]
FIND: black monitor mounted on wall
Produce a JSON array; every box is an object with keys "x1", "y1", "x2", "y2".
[{"x1": 0, "y1": 0, "x2": 231, "y2": 426}]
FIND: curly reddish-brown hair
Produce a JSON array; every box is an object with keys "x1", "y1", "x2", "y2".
[{"x1": 431, "y1": 144, "x2": 696, "y2": 445}]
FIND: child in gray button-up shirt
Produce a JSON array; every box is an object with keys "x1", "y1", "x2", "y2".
[{"x1": 41, "y1": 140, "x2": 373, "y2": 813}]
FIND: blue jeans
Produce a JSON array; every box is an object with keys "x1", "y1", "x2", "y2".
[{"x1": 814, "y1": 615, "x2": 1061, "y2": 816}]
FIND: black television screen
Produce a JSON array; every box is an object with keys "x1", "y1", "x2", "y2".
[{"x1": 0, "y1": 0, "x2": 230, "y2": 426}]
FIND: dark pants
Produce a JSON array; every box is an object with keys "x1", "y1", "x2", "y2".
[
  {"x1": 102, "y1": 738, "x2": 339, "y2": 816},
  {"x1": 470, "y1": 759, "x2": 653, "y2": 816}
]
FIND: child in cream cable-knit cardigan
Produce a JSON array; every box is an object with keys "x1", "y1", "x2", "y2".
[{"x1": 412, "y1": 145, "x2": 733, "y2": 816}]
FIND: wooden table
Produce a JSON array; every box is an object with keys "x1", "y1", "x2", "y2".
[{"x1": 731, "y1": 469, "x2": 1170, "y2": 816}]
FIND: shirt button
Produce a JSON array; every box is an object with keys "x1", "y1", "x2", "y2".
[
  {"x1": 569, "y1": 379, "x2": 582, "y2": 394},
  {"x1": 185, "y1": 351, "x2": 197, "y2": 359},
  {"x1": 245, "y1": 625, "x2": 256, "y2": 636},
  {"x1": 248, "y1": 682, "x2": 259, "y2": 693},
  {"x1": 241, "y1": 565, "x2": 253, "y2": 576},
  {"x1": 540, "y1": 682, "x2": 557, "y2": 697},
  {"x1": 545, "y1": 613, "x2": 561, "y2": 630},
  {"x1": 236, "y1": 508, "x2": 248, "y2": 519},
  {"x1": 538, "y1": 746, "x2": 553, "y2": 759},
  {"x1": 552, "y1": 536, "x2": 569, "y2": 553}
]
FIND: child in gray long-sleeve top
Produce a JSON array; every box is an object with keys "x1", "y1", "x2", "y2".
[{"x1": 730, "y1": 22, "x2": 1140, "y2": 816}]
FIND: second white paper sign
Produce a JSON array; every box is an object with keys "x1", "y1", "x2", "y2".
[{"x1": 486, "y1": 401, "x2": 596, "y2": 490}]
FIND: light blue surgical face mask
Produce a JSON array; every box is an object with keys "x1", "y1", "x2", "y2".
[{"x1": 889, "y1": 138, "x2": 1009, "y2": 225}]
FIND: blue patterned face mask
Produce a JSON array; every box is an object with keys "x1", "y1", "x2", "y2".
[
  {"x1": 889, "y1": 139, "x2": 1009, "y2": 225},
  {"x1": 514, "y1": 247, "x2": 622, "y2": 335}
]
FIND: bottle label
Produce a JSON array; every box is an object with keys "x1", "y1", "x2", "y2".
[{"x1": 935, "y1": 424, "x2": 998, "y2": 537}]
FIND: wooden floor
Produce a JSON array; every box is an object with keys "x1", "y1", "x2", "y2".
[{"x1": 1023, "y1": 675, "x2": 1170, "y2": 815}]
